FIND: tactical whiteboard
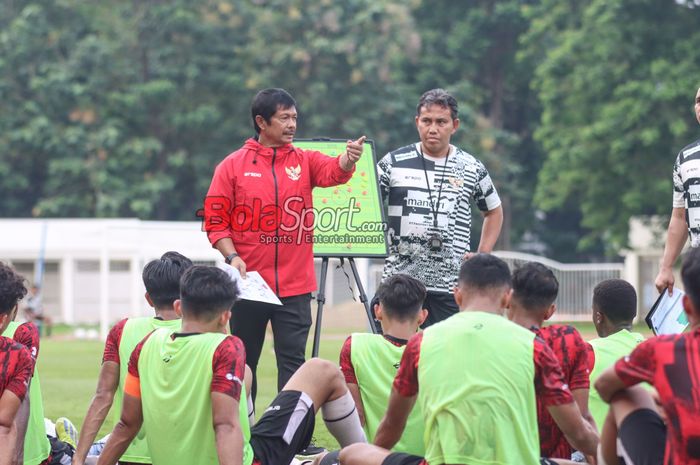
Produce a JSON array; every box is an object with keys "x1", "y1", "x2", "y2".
[{"x1": 295, "y1": 139, "x2": 388, "y2": 258}]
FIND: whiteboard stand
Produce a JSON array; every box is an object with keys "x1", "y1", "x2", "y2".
[{"x1": 311, "y1": 257, "x2": 377, "y2": 357}]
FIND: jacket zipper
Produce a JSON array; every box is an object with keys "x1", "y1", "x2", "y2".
[{"x1": 271, "y1": 148, "x2": 280, "y2": 295}]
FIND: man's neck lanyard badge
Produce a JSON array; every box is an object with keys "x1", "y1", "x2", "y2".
[{"x1": 419, "y1": 147, "x2": 449, "y2": 252}]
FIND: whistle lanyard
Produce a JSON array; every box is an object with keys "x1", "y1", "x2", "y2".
[{"x1": 418, "y1": 146, "x2": 450, "y2": 229}]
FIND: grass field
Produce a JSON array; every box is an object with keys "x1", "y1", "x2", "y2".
[
  {"x1": 37, "y1": 322, "x2": 653, "y2": 450},
  {"x1": 38, "y1": 329, "x2": 348, "y2": 449}
]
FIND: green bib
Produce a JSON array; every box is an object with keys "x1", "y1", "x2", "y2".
[
  {"x1": 112, "y1": 317, "x2": 182, "y2": 463},
  {"x1": 351, "y1": 333, "x2": 425, "y2": 455},
  {"x1": 588, "y1": 330, "x2": 645, "y2": 428},
  {"x1": 3, "y1": 322, "x2": 51, "y2": 465},
  {"x1": 139, "y1": 329, "x2": 253, "y2": 465},
  {"x1": 418, "y1": 311, "x2": 540, "y2": 465}
]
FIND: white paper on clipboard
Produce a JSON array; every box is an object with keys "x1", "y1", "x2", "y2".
[
  {"x1": 221, "y1": 264, "x2": 282, "y2": 306},
  {"x1": 646, "y1": 289, "x2": 689, "y2": 335}
]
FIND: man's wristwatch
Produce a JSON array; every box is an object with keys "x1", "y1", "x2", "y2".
[{"x1": 225, "y1": 252, "x2": 239, "y2": 264}]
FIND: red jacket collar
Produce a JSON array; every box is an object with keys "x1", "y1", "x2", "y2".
[{"x1": 243, "y1": 138, "x2": 295, "y2": 157}]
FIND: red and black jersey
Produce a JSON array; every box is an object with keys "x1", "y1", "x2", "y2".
[
  {"x1": 128, "y1": 332, "x2": 247, "y2": 401},
  {"x1": 0, "y1": 335, "x2": 33, "y2": 401},
  {"x1": 615, "y1": 329, "x2": 700, "y2": 465},
  {"x1": 102, "y1": 318, "x2": 128, "y2": 365},
  {"x1": 533, "y1": 324, "x2": 591, "y2": 458},
  {"x1": 8, "y1": 322, "x2": 40, "y2": 378}
]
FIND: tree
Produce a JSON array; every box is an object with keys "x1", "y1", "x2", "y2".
[{"x1": 531, "y1": 0, "x2": 700, "y2": 254}]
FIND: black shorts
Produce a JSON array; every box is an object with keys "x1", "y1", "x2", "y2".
[
  {"x1": 617, "y1": 408, "x2": 666, "y2": 465},
  {"x1": 250, "y1": 390, "x2": 316, "y2": 465},
  {"x1": 381, "y1": 452, "x2": 425, "y2": 465},
  {"x1": 421, "y1": 291, "x2": 459, "y2": 328}
]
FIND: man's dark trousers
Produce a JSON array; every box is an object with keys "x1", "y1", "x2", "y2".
[{"x1": 231, "y1": 293, "x2": 313, "y2": 403}]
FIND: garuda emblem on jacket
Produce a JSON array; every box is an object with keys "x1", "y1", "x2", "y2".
[{"x1": 286, "y1": 164, "x2": 301, "y2": 181}]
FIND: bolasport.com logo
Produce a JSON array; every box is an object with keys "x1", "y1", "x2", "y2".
[{"x1": 199, "y1": 195, "x2": 386, "y2": 246}]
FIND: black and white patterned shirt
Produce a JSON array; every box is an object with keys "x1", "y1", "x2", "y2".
[
  {"x1": 377, "y1": 143, "x2": 501, "y2": 293},
  {"x1": 673, "y1": 137, "x2": 700, "y2": 247}
]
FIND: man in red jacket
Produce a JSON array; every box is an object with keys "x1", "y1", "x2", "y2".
[{"x1": 204, "y1": 88, "x2": 365, "y2": 407}]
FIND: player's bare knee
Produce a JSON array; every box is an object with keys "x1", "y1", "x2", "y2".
[
  {"x1": 338, "y1": 444, "x2": 362, "y2": 464},
  {"x1": 305, "y1": 357, "x2": 339, "y2": 380}
]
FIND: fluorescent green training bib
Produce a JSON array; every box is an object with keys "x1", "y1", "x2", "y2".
[
  {"x1": 3, "y1": 321, "x2": 51, "y2": 465},
  {"x1": 139, "y1": 329, "x2": 254, "y2": 465},
  {"x1": 588, "y1": 330, "x2": 645, "y2": 428},
  {"x1": 113, "y1": 317, "x2": 182, "y2": 463},
  {"x1": 418, "y1": 311, "x2": 540, "y2": 465},
  {"x1": 351, "y1": 333, "x2": 425, "y2": 455}
]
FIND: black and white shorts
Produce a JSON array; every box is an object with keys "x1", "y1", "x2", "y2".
[
  {"x1": 616, "y1": 408, "x2": 666, "y2": 465},
  {"x1": 250, "y1": 390, "x2": 316, "y2": 465}
]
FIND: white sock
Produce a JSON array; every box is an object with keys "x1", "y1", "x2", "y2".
[
  {"x1": 247, "y1": 393, "x2": 255, "y2": 425},
  {"x1": 321, "y1": 391, "x2": 366, "y2": 447}
]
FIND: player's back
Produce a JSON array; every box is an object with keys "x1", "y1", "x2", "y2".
[
  {"x1": 111, "y1": 316, "x2": 182, "y2": 463},
  {"x1": 350, "y1": 333, "x2": 425, "y2": 455},
  {"x1": 630, "y1": 330, "x2": 700, "y2": 465},
  {"x1": 587, "y1": 329, "x2": 644, "y2": 427},
  {"x1": 137, "y1": 328, "x2": 254, "y2": 465},
  {"x1": 418, "y1": 311, "x2": 540, "y2": 465},
  {"x1": 533, "y1": 324, "x2": 590, "y2": 458}
]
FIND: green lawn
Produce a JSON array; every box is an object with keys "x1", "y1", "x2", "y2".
[
  {"x1": 37, "y1": 322, "x2": 653, "y2": 451},
  {"x1": 38, "y1": 330, "x2": 347, "y2": 450}
]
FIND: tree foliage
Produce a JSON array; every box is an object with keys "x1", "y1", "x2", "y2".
[{"x1": 529, "y1": 0, "x2": 700, "y2": 253}]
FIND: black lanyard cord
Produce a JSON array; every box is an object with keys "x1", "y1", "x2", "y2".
[{"x1": 418, "y1": 146, "x2": 450, "y2": 229}]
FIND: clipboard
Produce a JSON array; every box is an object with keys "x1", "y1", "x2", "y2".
[{"x1": 645, "y1": 289, "x2": 690, "y2": 335}]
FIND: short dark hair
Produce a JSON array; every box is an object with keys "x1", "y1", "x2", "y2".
[
  {"x1": 0, "y1": 262, "x2": 27, "y2": 315},
  {"x1": 681, "y1": 248, "x2": 700, "y2": 309},
  {"x1": 142, "y1": 252, "x2": 194, "y2": 308},
  {"x1": 512, "y1": 262, "x2": 559, "y2": 312},
  {"x1": 592, "y1": 279, "x2": 637, "y2": 324},
  {"x1": 377, "y1": 274, "x2": 427, "y2": 322},
  {"x1": 416, "y1": 88, "x2": 458, "y2": 120},
  {"x1": 251, "y1": 88, "x2": 297, "y2": 134},
  {"x1": 179, "y1": 266, "x2": 239, "y2": 321},
  {"x1": 458, "y1": 254, "x2": 511, "y2": 291}
]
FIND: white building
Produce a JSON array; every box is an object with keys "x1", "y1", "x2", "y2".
[{"x1": 2, "y1": 219, "x2": 375, "y2": 337}]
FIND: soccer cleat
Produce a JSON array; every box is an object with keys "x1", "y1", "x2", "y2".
[
  {"x1": 55, "y1": 417, "x2": 78, "y2": 449},
  {"x1": 297, "y1": 438, "x2": 326, "y2": 457}
]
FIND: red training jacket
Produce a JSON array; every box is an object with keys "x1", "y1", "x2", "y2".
[{"x1": 204, "y1": 138, "x2": 354, "y2": 297}]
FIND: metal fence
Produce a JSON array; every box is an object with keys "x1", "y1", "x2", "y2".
[
  {"x1": 368, "y1": 251, "x2": 625, "y2": 322},
  {"x1": 494, "y1": 251, "x2": 625, "y2": 321}
]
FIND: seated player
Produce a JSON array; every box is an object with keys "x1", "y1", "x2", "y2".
[
  {"x1": 96, "y1": 265, "x2": 366, "y2": 465},
  {"x1": 339, "y1": 274, "x2": 428, "y2": 455},
  {"x1": 340, "y1": 254, "x2": 598, "y2": 465},
  {"x1": 2, "y1": 300, "x2": 51, "y2": 465},
  {"x1": 507, "y1": 262, "x2": 594, "y2": 459},
  {"x1": 594, "y1": 248, "x2": 700, "y2": 465},
  {"x1": 0, "y1": 262, "x2": 34, "y2": 465},
  {"x1": 73, "y1": 251, "x2": 193, "y2": 465},
  {"x1": 587, "y1": 279, "x2": 645, "y2": 429}
]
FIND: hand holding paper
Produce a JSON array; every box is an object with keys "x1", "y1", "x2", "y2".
[{"x1": 221, "y1": 264, "x2": 282, "y2": 306}]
